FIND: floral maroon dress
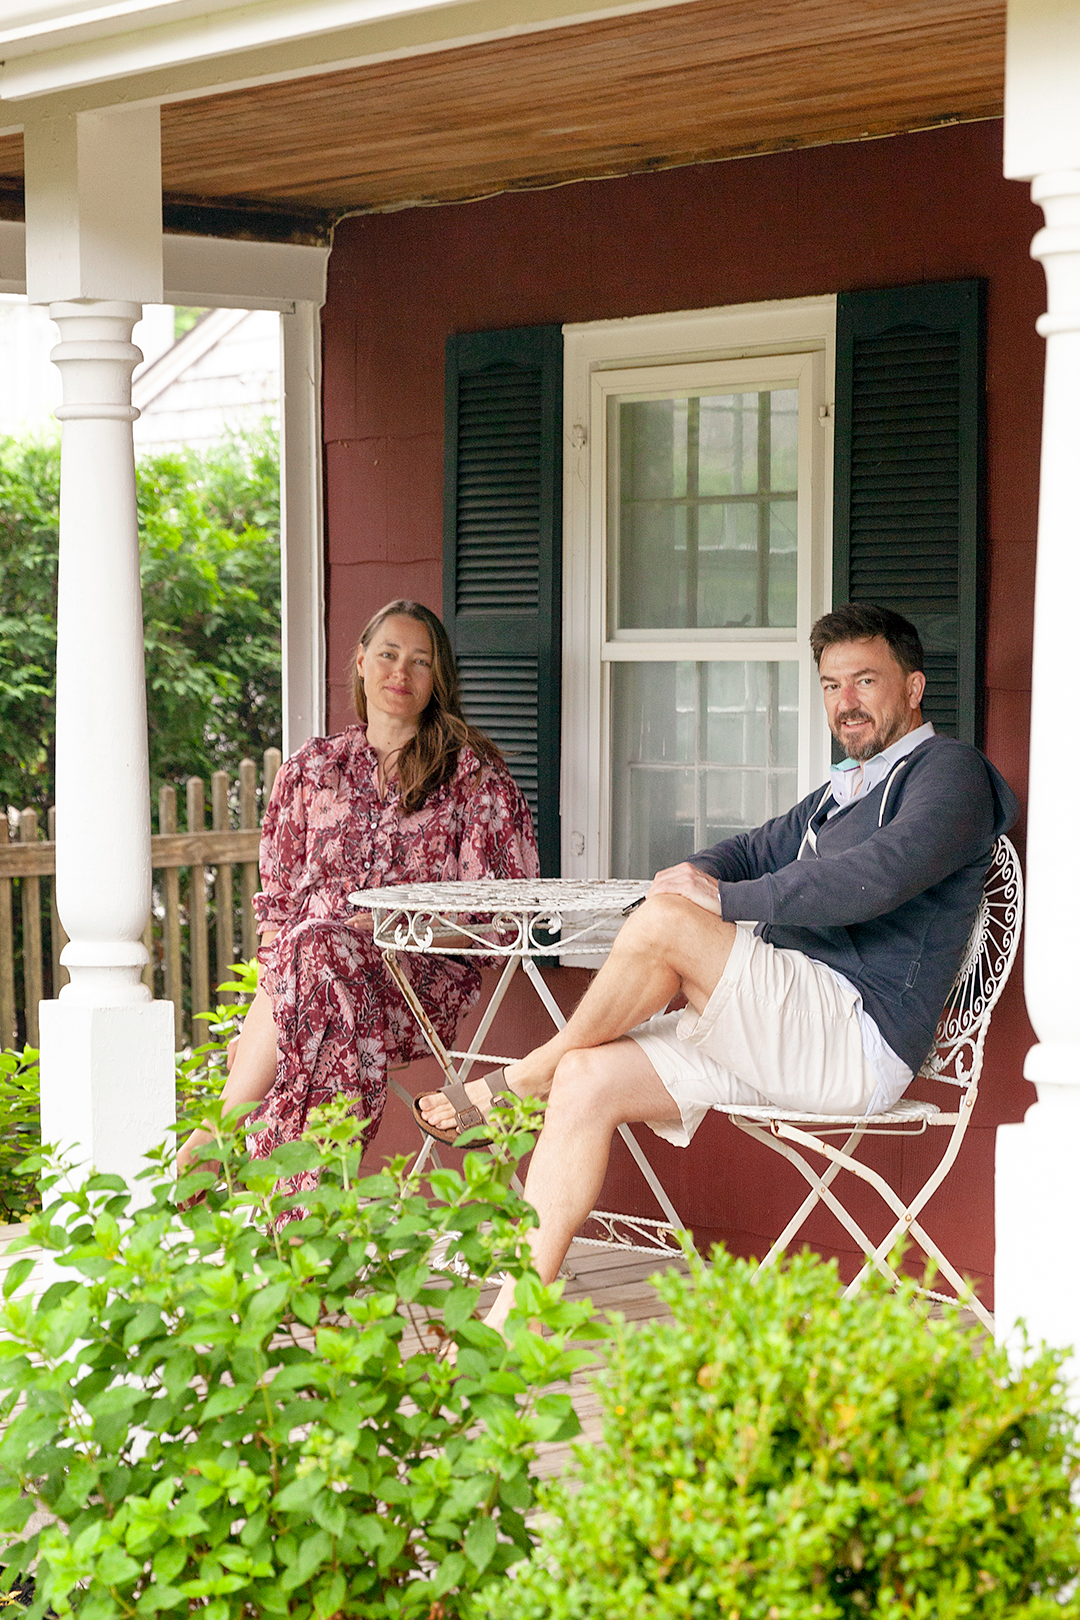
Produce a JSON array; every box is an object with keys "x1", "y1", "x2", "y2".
[{"x1": 250, "y1": 725, "x2": 538, "y2": 1187}]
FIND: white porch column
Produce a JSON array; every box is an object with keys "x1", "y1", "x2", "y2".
[
  {"x1": 23, "y1": 107, "x2": 174, "y2": 1184},
  {"x1": 996, "y1": 2, "x2": 1080, "y2": 1378}
]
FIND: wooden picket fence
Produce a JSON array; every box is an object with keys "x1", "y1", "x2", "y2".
[{"x1": 0, "y1": 749, "x2": 281, "y2": 1052}]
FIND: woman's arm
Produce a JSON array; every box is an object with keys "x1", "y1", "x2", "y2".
[{"x1": 456, "y1": 762, "x2": 540, "y2": 881}]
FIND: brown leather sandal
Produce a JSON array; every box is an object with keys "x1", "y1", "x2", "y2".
[{"x1": 412, "y1": 1068, "x2": 513, "y2": 1148}]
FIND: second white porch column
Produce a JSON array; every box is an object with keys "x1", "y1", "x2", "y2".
[
  {"x1": 998, "y1": 1, "x2": 1080, "y2": 1380},
  {"x1": 24, "y1": 108, "x2": 174, "y2": 1183},
  {"x1": 995, "y1": 171, "x2": 1080, "y2": 1376}
]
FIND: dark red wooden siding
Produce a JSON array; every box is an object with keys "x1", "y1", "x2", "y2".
[{"x1": 321, "y1": 118, "x2": 1043, "y2": 1306}]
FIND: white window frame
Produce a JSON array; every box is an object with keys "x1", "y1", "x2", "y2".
[
  {"x1": 0, "y1": 219, "x2": 328, "y2": 757},
  {"x1": 561, "y1": 296, "x2": 837, "y2": 880}
]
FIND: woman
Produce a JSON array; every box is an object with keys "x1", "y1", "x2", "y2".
[{"x1": 177, "y1": 600, "x2": 538, "y2": 1193}]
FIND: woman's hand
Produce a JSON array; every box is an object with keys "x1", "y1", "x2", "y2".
[{"x1": 347, "y1": 911, "x2": 374, "y2": 933}]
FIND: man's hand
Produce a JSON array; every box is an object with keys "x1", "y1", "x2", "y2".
[{"x1": 647, "y1": 861, "x2": 724, "y2": 917}]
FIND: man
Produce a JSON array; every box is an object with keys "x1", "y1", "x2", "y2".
[{"x1": 418, "y1": 603, "x2": 1018, "y2": 1331}]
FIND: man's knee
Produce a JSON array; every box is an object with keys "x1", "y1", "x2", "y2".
[
  {"x1": 548, "y1": 1048, "x2": 610, "y2": 1111},
  {"x1": 619, "y1": 892, "x2": 704, "y2": 960},
  {"x1": 546, "y1": 1046, "x2": 629, "y2": 1128}
]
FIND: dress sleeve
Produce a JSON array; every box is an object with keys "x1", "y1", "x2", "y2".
[
  {"x1": 252, "y1": 754, "x2": 309, "y2": 930},
  {"x1": 455, "y1": 762, "x2": 540, "y2": 880}
]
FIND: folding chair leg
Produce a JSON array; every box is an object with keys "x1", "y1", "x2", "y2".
[
  {"x1": 844, "y1": 1219, "x2": 993, "y2": 1333},
  {"x1": 842, "y1": 1095, "x2": 988, "y2": 1322},
  {"x1": 730, "y1": 1116, "x2": 867, "y2": 1269},
  {"x1": 774, "y1": 1118, "x2": 992, "y2": 1330},
  {"x1": 734, "y1": 1118, "x2": 904, "y2": 1290}
]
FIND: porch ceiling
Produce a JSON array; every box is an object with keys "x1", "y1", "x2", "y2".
[{"x1": 0, "y1": 0, "x2": 1004, "y2": 227}]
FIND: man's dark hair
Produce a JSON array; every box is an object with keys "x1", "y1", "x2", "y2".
[{"x1": 810, "y1": 603, "x2": 925, "y2": 676}]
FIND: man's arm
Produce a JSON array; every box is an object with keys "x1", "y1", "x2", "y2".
[
  {"x1": 687, "y1": 793, "x2": 821, "y2": 884},
  {"x1": 644, "y1": 789, "x2": 823, "y2": 918},
  {"x1": 717, "y1": 746, "x2": 998, "y2": 929}
]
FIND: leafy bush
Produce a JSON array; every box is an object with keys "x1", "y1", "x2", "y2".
[
  {"x1": 0, "y1": 1099, "x2": 597, "y2": 1620},
  {"x1": 0, "y1": 962, "x2": 259, "y2": 1220},
  {"x1": 0, "y1": 1048, "x2": 41, "y2": 1222},
  {"x1": 0, "y1": 430, "x2": 281, "y2": 817},
  {"x1": 480, "y1": 1243, "x2": 1080, "y2": 1620}
]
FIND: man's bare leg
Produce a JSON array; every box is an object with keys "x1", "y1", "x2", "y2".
[
  {"x1": 418, "y1": 893, "x2": 738, "y2": 1133},
  {"x1": 483, "y1": 1036, "x2": 682, "y2": 1331}
]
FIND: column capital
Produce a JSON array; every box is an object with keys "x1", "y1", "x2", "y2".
[
  {"x1": 49, "y1": 302, "x2": 143, "y2": 422},
  {"x1": 1029, "y1": 171, "x2": 1080, "y2": 336}
]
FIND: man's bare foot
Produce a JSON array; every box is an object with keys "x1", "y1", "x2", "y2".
[{"x1": 417, "y1": 1063, "x2": 528, "y2": 1135}]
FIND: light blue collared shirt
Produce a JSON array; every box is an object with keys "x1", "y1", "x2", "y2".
[{"x1": 826, "y1": 720, "x2": 936, "y2": 818}]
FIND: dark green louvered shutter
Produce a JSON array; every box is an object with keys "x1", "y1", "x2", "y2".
[
  {"x1": 443, "y1": 325, "x2": 563, "y2": 874},
  {"x1": 833, "y1": 280, "x2": 985, "y2": 744}
]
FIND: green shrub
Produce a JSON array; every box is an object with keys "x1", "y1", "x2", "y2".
[
  {"x1": 0, "y1": 429, "x2": 282, "y2": 819},
  {"x1": 480, "y1": 1243, "x2": 1080, "y2": 1620},
  {"x1": 0, "y1": 960, "x2": 258, "y2": 1220},
  {"x1": 0, "y1": 1097, "x2": 598, "y2": 1620},
  {"x1": 0, "y1": 1048, "x2": 41, "y2": 1222}
]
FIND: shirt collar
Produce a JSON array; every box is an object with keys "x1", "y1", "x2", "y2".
[{"x1": 828, "y1": 721, "x2": 935, "y2": 812}]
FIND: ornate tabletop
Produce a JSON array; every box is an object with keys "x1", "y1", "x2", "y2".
[{"x1": 358, "y1": 877, "x2": 651, "y2": 957}]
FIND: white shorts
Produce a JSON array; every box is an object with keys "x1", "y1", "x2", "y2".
[{"x1": 629, "y1": 925, "x2": 880, "y2": 1148}]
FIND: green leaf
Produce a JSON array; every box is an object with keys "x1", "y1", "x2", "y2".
[
  {"x1": 123, "y1": 1303, "x2": 162, "y2": 1349},
  {"x1": 2, "y1": 1259, "x2": 33, "y2": 1299},
  {"x1": 261, "y1": 1141, "x2": 320, "y2": 1179},
  {"x1": 432, "y1": 1551, "x2": 467, "y2": 1597},
  {"x1": 312, "y1": 1569, "x2": 346, "y2": 1620},
  {"x1": 464, "y1": 1514, "x2": 497, "y2": 1573},
  {"x1": 201, "y1": 1383, "x2": 253, "y2": 1421},
  {"x1": 294, "y1": 1528, "x2": 333, "y2": 1586},
  {"x1": 442, "y1": 1285, "x2": 482, "y2": 1332}
]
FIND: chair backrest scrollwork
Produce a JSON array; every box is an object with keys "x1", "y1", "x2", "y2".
[{"x1": 917, "y1": 835, "x2": 1023, "y2": 1091}]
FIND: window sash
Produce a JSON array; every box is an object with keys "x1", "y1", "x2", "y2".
[{"x1": 561, "y1": 299, "x2": 836, "y2": 885}]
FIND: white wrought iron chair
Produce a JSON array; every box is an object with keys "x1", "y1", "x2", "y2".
[{"x1": 714, "y1": 836, "x2": 1022, "y2": 1332}]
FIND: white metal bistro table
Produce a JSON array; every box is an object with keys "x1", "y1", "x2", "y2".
[{"x1": 357, "y1": 878, "x2": 684, "y2": 1254}]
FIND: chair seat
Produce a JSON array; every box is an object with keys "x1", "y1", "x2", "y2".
[{"x1": 714, "y1": 1096, "x2": 942, "y2": 1127}]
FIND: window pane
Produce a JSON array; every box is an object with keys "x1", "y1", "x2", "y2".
[
  {"x1": 610, "y1": 661, "x2": 799, "y2": 876},
  {"x1": 615, "y1": 387, "x2": 798, "y2": 631}
]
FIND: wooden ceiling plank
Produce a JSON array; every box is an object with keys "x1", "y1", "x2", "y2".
[{"x1": 0, "y1": 0, "x2": 1005, "y2": 215}]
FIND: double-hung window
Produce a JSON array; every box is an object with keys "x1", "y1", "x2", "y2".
[
  {"x1": 443, "y1": 286, "x2": 981, "y2": 877},
  {"x1": 562, "y1": 300, "x2": 836, "y2": 880}
]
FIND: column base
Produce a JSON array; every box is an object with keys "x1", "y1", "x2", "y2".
[
  {"x1": 996, "y1": 1112, "x2": 1080, "y2": 1397},
  {"x1": 38, "y1": 999, "x2": 175, "y2": 1189}
]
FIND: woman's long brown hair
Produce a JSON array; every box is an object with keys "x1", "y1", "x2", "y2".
[{"x1": 350, "y1": 600, "x2": 502, "y2": 813}]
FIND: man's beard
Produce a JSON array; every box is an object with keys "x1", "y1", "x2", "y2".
[{"x1": 832, "y1": 706, "x2": 912, "y2": 762}]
